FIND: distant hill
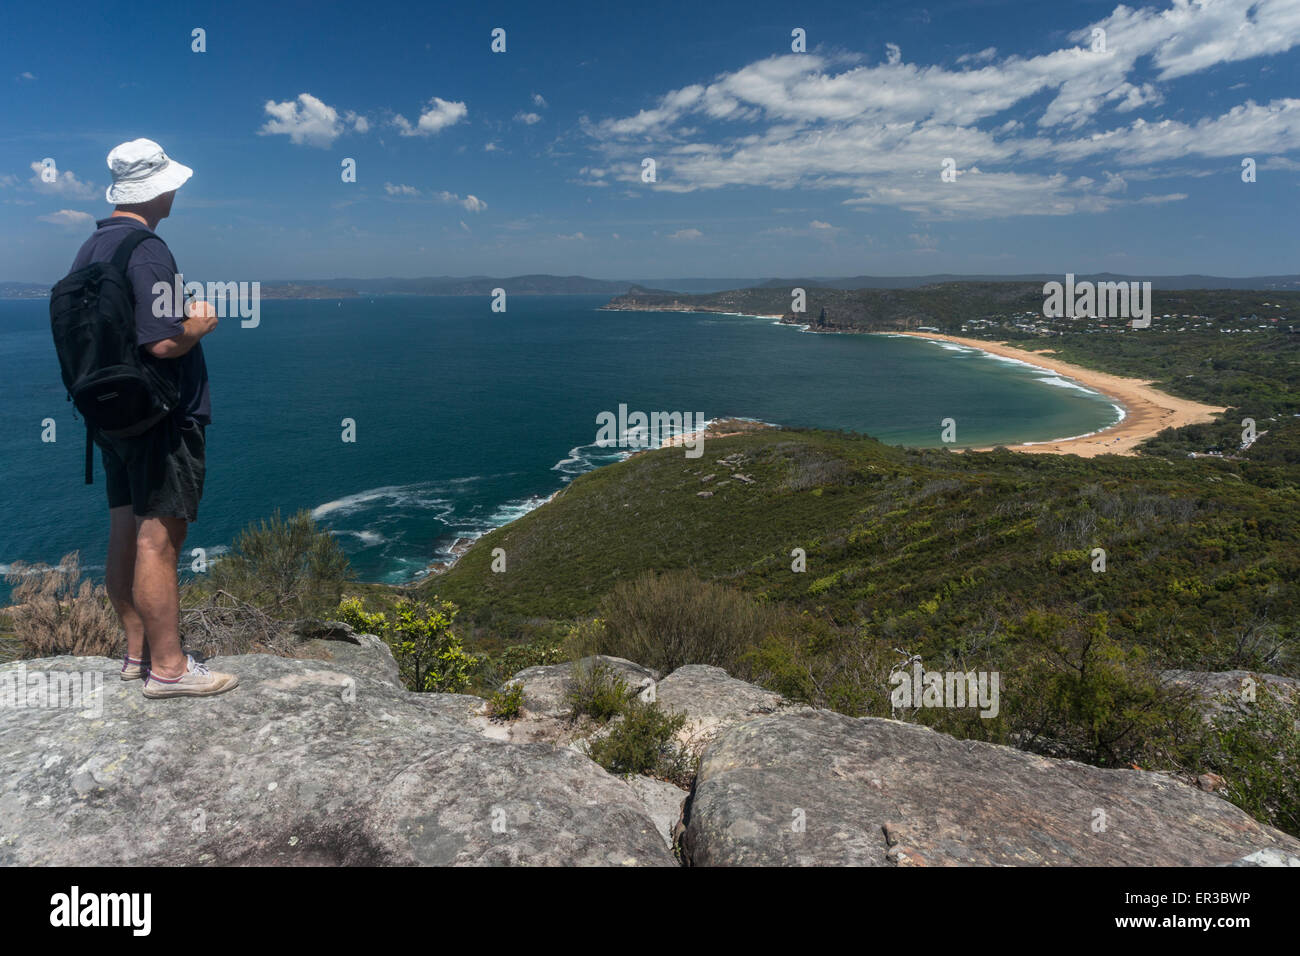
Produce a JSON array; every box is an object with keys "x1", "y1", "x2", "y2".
[
  {"x1": 8, "y1": 272, "x2": 1299, "y2": 299},
  {"x1": 752, "y1": 274, "x2": 1300, "y2": 292},
  {"x1": 282, "y1": 275, "x2": 674, "y2": 296},
  {"x1": 0, "y1": 282, "x2": 50, "y2": 299},
  {"x1": 603, "y1": 282, "x2": 1300, "y2": 331}
]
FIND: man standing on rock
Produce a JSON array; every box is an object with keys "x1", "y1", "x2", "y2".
[{"x1": 63, "y1": 138, "x2": 237, "y2": 698}]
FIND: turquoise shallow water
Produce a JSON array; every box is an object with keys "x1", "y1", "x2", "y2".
[{"x1": 0, "y1": 294, "x2": 1119, "y2": 590}]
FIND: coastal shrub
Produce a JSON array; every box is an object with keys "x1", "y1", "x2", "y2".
[
  {"x1": 594, "y1": 570, "x2": 786, "y2": 673},
  {"x1": 493, "y1": 634, "x2": 567, "y2": 677},
  {"x1": 206, "y1": 509, "x2": 353, "y2": 617},
  {"x1": 998, "y1": 611, "x2": 1202, "y2": 767},
  {"x1": 740, "y1": 622, "x2": 895, "y2": 717},
  {"x1": 487, "y1": 680, "x2": 525, "y2": 721},
  {"x1": 4, "y1": 552, "x2": 121, "y2": 659},
  {"x1": 559, "y1": 617, "x2": 608, "y2": 660},
  {"x1": 566, "y1": 659, "x2": 631, "y2": 722},
  {"x1": 584, "y1": 698, "x2": 693, "y2": 785},
  {"x1": 1198, "y1": 685, "x2": 1300, "y2": 838},
  {"x1": 336, "y1": 595, "x2": 474, "y2": 693}
]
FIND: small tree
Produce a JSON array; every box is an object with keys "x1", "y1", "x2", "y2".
[
  {"x1": 207, "y1": 509, "x2": 353, "y2": 617},
  {"x1": 336, "y1": 595, "x2": 474, "y2": 693}
]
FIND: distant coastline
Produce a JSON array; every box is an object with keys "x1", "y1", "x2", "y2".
[
  {"x1": 887, "y1": 331, "x2": 1227, "y2": 457},
  {"x1": 598, "y1": 301, "x2": 1228, "y2": 456}
]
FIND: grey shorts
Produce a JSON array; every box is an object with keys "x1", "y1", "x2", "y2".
[{"x1": 101, "y1": 417, "x2": 206, "y2": 522}]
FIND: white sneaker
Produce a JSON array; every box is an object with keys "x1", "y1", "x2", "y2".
[
  {"x1": 142, "y1": 655, "x2": 239, "y2": 699},
  {"x1": 120, "y1": 654, "x2": 150, "y2": 681}
]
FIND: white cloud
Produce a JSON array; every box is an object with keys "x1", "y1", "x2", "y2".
[
  {"x1": 384, "y1": 183, "x2": 420, "y2": 196},
  {"x1": 668, "y1": 228, "x2": 703, "y2": 240},
  {"x1": 885, "y1": 43, "x2": 902, "y2": 66},
  {"x1": 16, "y1": 71, "x2": 35, "y2": 81},
  {"x1": 396, "y1": 97, "x2": 468, "y2": 136},
  {"x1": 435, "y1": 190, "x2": 486, "y2": 212},
  {"x1": 260, "y1": 93, "x2": 345, "y2": 147},
  {"x1": 957, "y1": 47, "x2": 997, "y2": 65},
  {"x1": 28, "y1": 162, "x2": 96, "y2": 199},
  {"x1": 581, "y1": 2, "x2": 1300, "y2": 220},
  {"x1": 532, "y1": 92, "x2": 548, "y2": 108},
  {"x1": 514, "y1": 111, "x2": 542, "y2": 125},
  {"x1": 38, "y1": 209, "x2": 94, "y2": 227}
]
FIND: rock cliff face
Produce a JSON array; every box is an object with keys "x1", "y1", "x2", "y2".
[{"x1": 3, "y1": 642, "x2": 1297, "y2": 867}]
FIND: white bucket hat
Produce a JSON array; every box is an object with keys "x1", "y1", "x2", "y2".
[{"x1": 104, "y1": 138, "x2": 193, "y2": 204}]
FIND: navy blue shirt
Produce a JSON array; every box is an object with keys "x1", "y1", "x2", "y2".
[{"x1": 70, "y1": 217, "x2": 211, "y2": 426}]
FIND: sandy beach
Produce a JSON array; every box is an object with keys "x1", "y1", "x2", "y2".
[{"x1": 891, "y1": 332, "x2": 1227, "y2": 457}]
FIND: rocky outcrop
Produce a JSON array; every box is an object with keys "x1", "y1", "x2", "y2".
[
  {"x1": 1162, "y1": 669, "x2": 1299, "y2": 724},
  {"x1": 681, "y1": 709, "x2": 1300, "y2": 866},
  {"x1": 623, "y1": 776, "x2": 688, "y2": 851},
  {"x1": 5, "y1": 646, "x2": 1297, "y2": 868},
  {"x1": 509, "y1": 656, "x2": 658, "y2": 719},
  {"x1": 655, "y1": 664, "x2": 804, "y2": 748},
  {"x1": 0, "y1": 648, "x2": 673, "y2": 866}
]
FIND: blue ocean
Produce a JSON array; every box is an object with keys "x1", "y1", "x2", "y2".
[{"x1": 0, "y1": 294, "x2": 1120, "y2": 591}]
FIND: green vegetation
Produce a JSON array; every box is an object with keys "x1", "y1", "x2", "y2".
[
  {"x1": 336, "y1": 595, "x2": 475, "y2": 693},
  {"x1": 585, "y1": 698, "x2": 692, "y2": 785},
  {"x1": 1198, "y1": 685, "x2": 1300, "y2": 837},
  {"x1": 583, "y1": 569, "x2": 792, "y2": 674},
  {"x1": 566, "y1": 660, "x2": 693, "y2": 785},
  {"x1": 430, "y1": 421, "x2": 1299, "y2": 833},
  {"x1": 198, "y1": 508, "x2": 354, "y2": 617},
  {"x1": 486, "y1": 680, "x2": 525, "y2": 720},
  {"x1": 566, "y1": 659, "x2": 635, "y2": 722}
]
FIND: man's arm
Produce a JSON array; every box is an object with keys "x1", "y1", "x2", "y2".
[{"x1": 145, "y1": 300, "x2": 218, "y2": 359}]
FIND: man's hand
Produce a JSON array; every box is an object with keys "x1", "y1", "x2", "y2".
[
  {"x1": 185, "y1": 298, "x2": 219, "y2": 336},
  {"x1": 147, "y1": 299, "x2": 218, "y2": 359}
]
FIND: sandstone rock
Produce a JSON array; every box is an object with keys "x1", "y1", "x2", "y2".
[
  {"x1": 681, "y1": 709, "x2": 1300, "y2": 866},
  {"x1": 1197, "y1": 772, "x2": 1226, "y2": 793},
  {"x1": 1231, "y1": 849, "x2": 1300, "y2": 867},
  {"x1": 655, "y1": 664, "x2": 795, "y2": 748},
  {"x1": 292, "y1": 628, "x2": 402, "y2": 688},
  {"x1": 622, "y1": 775, "x2": 688, "y2": 851},
  {"x1": 0, "y1": 650, "x2": 674, "y2": 866},
  {"x1": 1162, "y1": 669, "x2": 1299, "y2": 724},
  {"x1": 508, "y1": 656, "x2": 658, "y2": 719}
]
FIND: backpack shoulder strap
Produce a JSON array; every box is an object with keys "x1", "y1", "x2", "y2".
[{"x1": 108, "y1": 227, "x2": 161, "y2": 277}]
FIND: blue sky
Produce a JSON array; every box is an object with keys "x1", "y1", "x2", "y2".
[{"x1": 2, "y1": 0, "x2": 1298, "y2": 282}]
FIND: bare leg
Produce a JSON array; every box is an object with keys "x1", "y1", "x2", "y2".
[
  {"x1": 106, "y1": 505, "x2": 146, "y2": 660},
  {"x1": 133, "y1": 515, "x2": 189, "y2": 679}
]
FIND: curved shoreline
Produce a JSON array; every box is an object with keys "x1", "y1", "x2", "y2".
[{"x1": 887, "y1": 331, "x2": 1227, "y2": 457}]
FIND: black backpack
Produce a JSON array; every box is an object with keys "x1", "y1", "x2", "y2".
[{"x1": 50, "y1": 228, "x2": 180, "y2": 484}]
